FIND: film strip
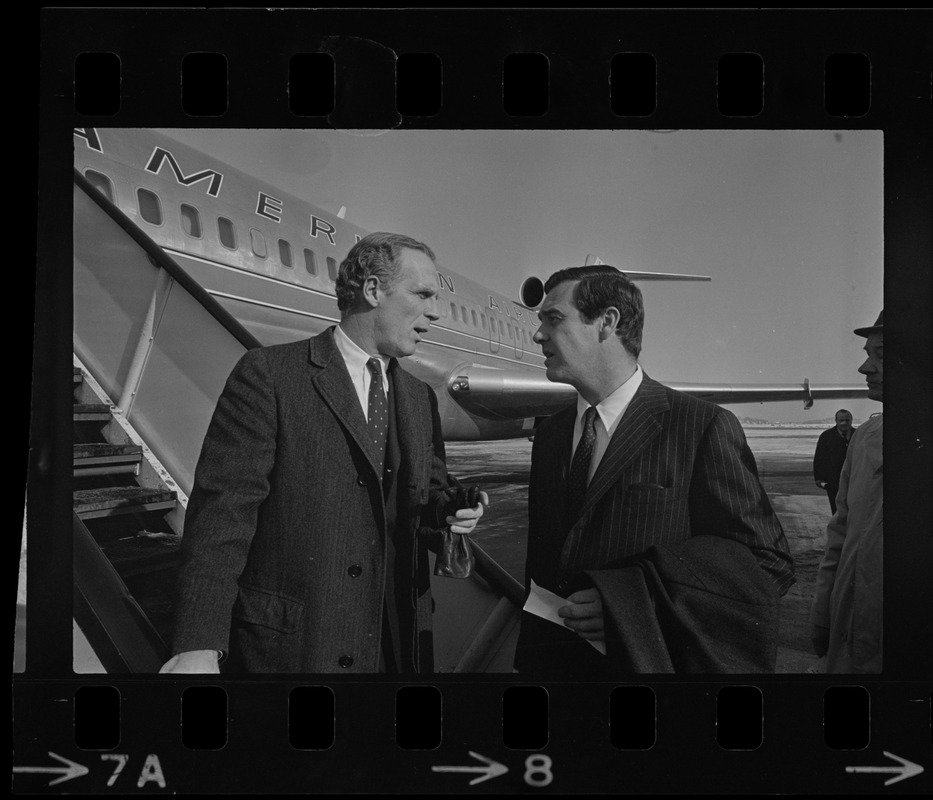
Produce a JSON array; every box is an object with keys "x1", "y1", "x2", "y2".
[{"x1": 26, "y1": 8, "x2": 933, "y2": 794}]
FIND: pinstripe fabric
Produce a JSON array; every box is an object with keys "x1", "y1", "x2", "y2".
[{"x1": 523, "y1": 374, "x2": 795, "y2": 599}]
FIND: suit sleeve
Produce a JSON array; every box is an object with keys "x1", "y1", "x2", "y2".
[
  {"x1": 810, "y1": 443, "x2": 853, "y2": 627},
  {"x1": 171, "y1": 348, "x2": 277, "y2": 655},
  {"x1": 688, "y1": 408, "x2": 796, "y2": 596}
]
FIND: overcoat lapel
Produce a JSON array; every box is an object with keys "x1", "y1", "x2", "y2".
[
  {"x1": 307, "y1": 329, "x2": 384, "y2": 478},
  {"x1": 558, "y1": 374, "x2": 670, "y2": 569}
]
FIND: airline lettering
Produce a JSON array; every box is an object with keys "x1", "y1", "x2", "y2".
[
  {"x1": 437, "y1": 272, "x2": 455, "y2": 293},
  {"x1": 488, "y1": 295, "x2": 524, "y2": 320},
  {"x1": 144, "y1": 147, "x2": 224, "y2": 197},
  {"x1": 256, "y1": 192, "x2": 283, "y2": 223},
  {"x1": 310, "y1": 216, "x2": 337, "y2": 245},
  {"x1": 74, "y1": 127, "x2": 103, "y2": 153}
]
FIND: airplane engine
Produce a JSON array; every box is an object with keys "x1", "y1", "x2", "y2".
[{"x1": 519, "y1": 276, "x2": 545, "y2": 309}]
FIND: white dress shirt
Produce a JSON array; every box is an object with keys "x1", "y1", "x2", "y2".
[
  {"x1": 334, "y1": 325, "x2": 390, "y2": 422},
  {"x1": 571, "y1": 364, "x2": 644, "y2": 483}
]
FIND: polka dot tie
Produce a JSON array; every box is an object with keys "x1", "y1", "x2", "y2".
[
  {"x1": 567, "y1": 406, "x2": 598, "y2": 521},
  {"x1": 367, "y1": 358, "x2": 388, "y2": 473}
]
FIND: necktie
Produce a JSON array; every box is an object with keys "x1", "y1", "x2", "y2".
[
  {"x1": 567, "y1": 406, "x2": 598, "y2": 521},
  {"x1": 367, "y1": 358, "x2": 388, "y2": 473}
]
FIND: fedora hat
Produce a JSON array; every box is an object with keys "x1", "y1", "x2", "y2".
[{"x1": 854, "y1": 309, "x2": 883, "y2": 338}]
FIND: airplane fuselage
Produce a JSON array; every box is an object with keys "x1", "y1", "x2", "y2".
[{"x1": 74, "y1": 128, "x2": 548, "y2": 440}]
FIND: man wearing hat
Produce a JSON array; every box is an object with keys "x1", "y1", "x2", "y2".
[{"x1": 810, "y1": 310, "x2": 883, "y2": 673}]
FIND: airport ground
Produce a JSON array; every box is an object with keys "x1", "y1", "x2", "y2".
[{"x1": 445, "y1": 424, "x2": 833, "y2": 674}]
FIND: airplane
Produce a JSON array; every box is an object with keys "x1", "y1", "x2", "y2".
[{"x1": 73, "y1": 127, "x2": 867, "y2": 441}]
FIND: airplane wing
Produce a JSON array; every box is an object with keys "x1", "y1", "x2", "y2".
[{"x1": 447, "y1": 365, "x2": 868, "y2": 420}]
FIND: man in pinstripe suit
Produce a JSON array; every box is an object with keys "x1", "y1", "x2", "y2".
[{"x1": 514, "y1": 266, "x2": 795, "y2": 676}]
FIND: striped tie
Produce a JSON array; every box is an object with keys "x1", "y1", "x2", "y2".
[
  {"x1": 567, "y1": 406, "x2": 598, "y2": 521},
  {"x1": 367, "y1": 358, "x2": 388, "y2": 473}
]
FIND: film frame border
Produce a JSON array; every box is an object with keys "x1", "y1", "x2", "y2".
[{"x1": 26, "y1": 7, "x2": 933, "y2": 795}]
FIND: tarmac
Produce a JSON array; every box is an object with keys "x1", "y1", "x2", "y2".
[{"x1": 445, "y1": 424, "x2": 833, "y2": 674}]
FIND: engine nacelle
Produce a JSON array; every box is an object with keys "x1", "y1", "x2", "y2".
[{"x1": 519, "y1": 276, "x2": 545, "y2": 309}]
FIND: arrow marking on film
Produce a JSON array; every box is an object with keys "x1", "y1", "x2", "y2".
[
  {"x1": 846, "y1": 751, "x2": 925, "y2": 786},
  {"x1": 432, "y1": 751, "x2": 509, "y2": 786},
  {"x1": 13, "y1": 751, "x2": 90, "y2": 786}
]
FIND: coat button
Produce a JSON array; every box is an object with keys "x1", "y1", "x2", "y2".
[
  {"x1": 357, "y1": 475, "x2": 367, "y2": 486},
  {"x1": 557, "y1": 580, "x2": 568, "y2": 592},
  {"x1": 338, "y1": 655, "x2": 354, "y2": 669},
  {"x1": 347, "y1": 564, "x2": 363, "y2": 578}
]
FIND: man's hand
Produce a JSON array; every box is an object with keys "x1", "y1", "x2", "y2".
[
  {"x1": 159, "y1": 650, "x2": 221, "y2": 674},
  {"x1": 815, "y1": 480, "x2": 828, "y2": 489},
  {"x1": 558, "y1": 588, "x2": 605, "y2": 642},
  {"x1": 810, "y1": 625, "x2": 830, "y2": 657},
  {"x1": 446, "y1": 491, "x2": 490, "y2": 535}
]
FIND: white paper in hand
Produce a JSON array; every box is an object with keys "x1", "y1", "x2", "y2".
[{"x1": 522, "y1": 579, "x2": 606, "y2": 655}]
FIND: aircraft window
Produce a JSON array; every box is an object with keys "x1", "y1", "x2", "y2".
[
  {"x1": 480, "y1": 314, "x2": 487, "y2": 330},
  {"x1": 218, "y1": 216, "x2": 237, "y2": 250},
  {"x1": 450, "y1": 303, "x2": 458, "y2": 322},
  {"x1": 250, "y1": 229, "x2": 268, "y2": 259},
  {"x1": 279, "y1": 239, "x2": 293, "y2": 268},
  {"x1": 303, "y1": 248, "x2": 318, "y2": 275},
  {"x1": 180, "y1": 204, "x2": 202, "y2": 238},
  {"x1": 326, "y1": 257, "x2": 338, "y2": 281},
  {"x1": 84, "y1": 170, "x2": 114, "y2": 203},
  {"x1": 136, "y1": 188, "x2": 163, "y2": 226},
  {"x1": 471, "y1": 310, "x2": 478, "y2": 327},
  {"x1": 507, "y1": 323, "x2": 513, "y2": 339},
  {"x1": 461, "y1": 306, "x2": 468, "y2": 324}
]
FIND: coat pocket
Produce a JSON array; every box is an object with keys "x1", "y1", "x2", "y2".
[
  {"x1": 625, "y1": 483, "x2": 680, "y2": 505},
  {"x1": 232, "y1": 583, "x2": 304, "y2": 634}
]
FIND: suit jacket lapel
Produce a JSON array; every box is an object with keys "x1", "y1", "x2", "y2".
[
  {"x1": 389, "y1": 361, "x2": 431, "y2": 494},
  {"x1": 307, "y1": 328, "x2": 383, "y2": 476},
  {"x1": 564, "y1": 374, "x2": 669, "y2": 536}
]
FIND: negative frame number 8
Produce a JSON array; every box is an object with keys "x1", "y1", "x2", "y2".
[{"x1": 523, "y1": 754, "x2": 554, "y2": 787}]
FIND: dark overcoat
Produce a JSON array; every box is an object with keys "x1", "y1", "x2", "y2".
[
  {"x1": 813, "y1": 424, "x2": 855, "y2": 498},
  {"x1": 172, "y1": 328, "x2": 448, "y2": 673},
  {"x1": 515, "y1": 374, "x2": 796, "y2": 675}
]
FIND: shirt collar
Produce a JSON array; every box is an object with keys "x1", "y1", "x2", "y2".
[
  {"x1": 334, "y1": 325, "x2": 390, "y2": 385},
  {"x1": 576, "y1": 364, "x2": 643, "y2": 434}
]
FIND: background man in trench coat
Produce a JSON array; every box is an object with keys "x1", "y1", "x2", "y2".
[
  {"x1": 161, "y1": 232, "x2": 486, "y2": 674},
  {"x1": 514, "y1": 265, "x2": 795, "y2": 676},
  {"x1": 810, "y1": 311, "x2": 883, "y2": 673}
]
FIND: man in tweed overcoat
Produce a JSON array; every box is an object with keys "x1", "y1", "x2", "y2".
[{"x1": 162, "y1": 233, "x2": 485, "y2": 674}]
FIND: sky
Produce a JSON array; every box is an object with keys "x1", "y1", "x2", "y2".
[{"x1": 157, "y1": 128, "x2": 883, "y2": 423}]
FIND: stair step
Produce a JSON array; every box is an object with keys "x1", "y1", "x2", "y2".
[
  {"x1": 101, "y1": 531, "x2": 182, "y2": 577},
  {"x1": 74, "y1": 443, "x2": 142, "y2": 464},
  {"x1": 74, "y1": 403, "x2": 112, "y2": 422},
  {"x1": 74, "y1": 443, "x2": 142, "y2": 476},
  {"x1": 74, "y1": 486, "x2": 177, "y2": 520}
]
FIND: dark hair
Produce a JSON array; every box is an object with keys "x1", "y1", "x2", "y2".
[
  {"x1": 336, "y1": 232, "x2": 436, "y2": 312},
  {"x1": 544, "y1": 265, "x2": 644, "y2": 358},
  {"x1": 835, "y1": 409, "x2": 852, "y2": 420}
]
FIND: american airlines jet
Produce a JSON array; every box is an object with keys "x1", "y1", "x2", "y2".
[{"x1": 73, "y1": 128, "x2": 867, "y2": 443}]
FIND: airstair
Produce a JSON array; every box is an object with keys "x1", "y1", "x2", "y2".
[{"x1": 71, "y1": 170, "x2": 521, "y2": 673}]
